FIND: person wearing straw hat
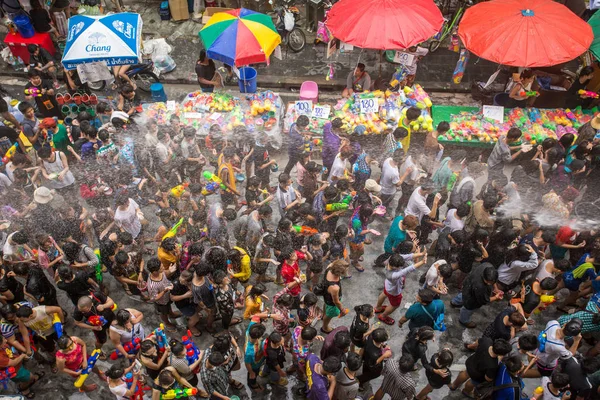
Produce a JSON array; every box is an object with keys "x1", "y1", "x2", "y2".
[{"x1": 576, "y1": 112, "x2": 600, "y2": 145}]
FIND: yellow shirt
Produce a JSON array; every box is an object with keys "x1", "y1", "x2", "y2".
[
  {"x1": 244, "y1": 290, "x2": 263, "y2": 319},
  {"x1": 231, "y1": 246, "x2": 251, "y2": 282},
  {"x1": 399, "y1": 117, "x2": 412, "y2": 154}
]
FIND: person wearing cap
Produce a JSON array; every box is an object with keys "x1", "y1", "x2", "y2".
[
  {"x1": 363, "y1": 179, "x2": 382, "y2": 204},
  {"x1": 40, "y1": 118, "x2": 71, "y2": 154},
  {"x1": 523, "y1": 318, "x2": 582, "y2": 378},
  {"x1": 343, "y1": 63, "x2": 371, "y2": 98},
  {"x1": 576, "y1": 112, "x2": 600, "y2": 145},
  {"x1": 322, "y1": 118, "x2": 348, "y2": 173}
]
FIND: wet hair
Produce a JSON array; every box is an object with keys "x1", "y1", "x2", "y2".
[
  {"x1": 388, "y1": 253, "x2": 406, "y2": 269},
  {"x1": 278, "y1": 218, "x2": 293, "y2": 232},
  {"x1": 212, "y1": 269, "x2": 227, "y2": 285},
  {"x1": 418, "y1": 288, "x2": 435, "y2": 305},
  {"x1": 106, "y1": 365, "x2": 125, "y2": 380},
  {"x1": 507, "y1": 128, "x2": 522, "y2": 141},
  {"x1": 193, "y1": 261, "x2": 213, "y2": 277},
  {"x1": 322, "y1": 356, "x2": 342, "y2": 374},
  {"x1": 398, "y1": 354, "x2": 415, "y2": 373},
  {"x1": 121, "y1": 84, "x2": 134, "y2": 95},
  {"x1": 563, "y1": 318, "x2": 583, "y2": 336},
  {"x1": 247, "y1": 283, "x2": 267, "y2": 299},
  {"x1": 437, "y1": 121, "x2": 450, "y2": 133},
  {"x1": 550, "y1": 372, "x2": 570, "y2": 389},
  {"x1": 439, "y1": 262, "x2": 454, "y2": 280},
  {"x1": 212, "y1": 335, "x2": 231, "y2": 354},
  {"x1": 115, "y1": 309, "x2": 132, "y2": 326},
  {"x1": 301, "y1": 292, "x2": 318, "y2": 307},
  {"x1": 12, "y1": 262, "x2": 30, "y2": 277},
  {"x1": 207, "y1": 350, "x2": 224, "y2": 366},
  {"x1": 324, "y1": 186, "x2": 338, "y2": 200},
  {"x1": 334, "y1": 225, "x2": 349, "y2": 240},
  {"x1": 262, "y1": 234, "x2": 276, "y2": 248},
  {"x1": 15, "y1": 305, "x2": 33, "y2": 318},
  {"x1": 508, "y1": 312, "x2": 526, "y2": 327},
  {"x1": 296, "y1": 115, "x2": 310, "y2": 128},
  {"x1": 415, "y1": 326, "x2": 434, "y2": 341},
  {"x1": 18, "y1": 101, "x2": 34, "y2": 114},
  {"x1": 333, "y1": 330, "x2": 351, "y2": 350},
  {"x1": 503, "y1": 354, "x2": 523, "y2": 374},
  {"x1": 397, "y1": 240, "x2": 415, "y2": 255},
  {"x1": 222, "y1": 208, "x2": 237, "y2": 221},
  {"x1": 482, "y1": 264, "x2": 498, "y2": 283},
  {"x1": 275, "y1": 292, "x2": 294, "y2": 308},
  {"x1": 372, "y1": 327, "x2": 389, "y2": 343},
  {"x1": 336, "y1": 179, "x2": 350, "y2": 192},
  {"x1": 249, "y1": 323, "x2": 267, "y2": 339},
  {"x1": 115, "y1": 194, "x2": 130, "y2": 207},
  {"x1": 140, "y1": 339, "x2": 156, "y2": 354},
  {"x1": 146, "y1": 258, "x2": 162, "y2": 273},
  {"x1": 559, "y1": 133, "x2": 575, "y2": 149},
  {"x1": 492, "y1": 339, "x2": 512, "y2": 355},
  {"x1": 160, "y1": 237, "x2": 177, "y2": 252},
  {"x1": 518, "y1": 334, "x2": 538, "y2": 352},
  {"x1": 12, "y1": 231, "x2": 29, "y2": 245},
  {"x1": 281, "y1": 246, "x2": 295, "y2": 260},
  {"x1": 158, "y1": 369, "x2": 175, "y2": 387},
  {"x1": 115, "y1": 251, "x2": 129, "y2": 265},
  {"x1": 540, "y1": 277, "x2": 558, "y2": 291},
  {"x1": 554, "y1": 259, "x2": 572, "y2": 272},
  {"x1": 482, "y1": 194, "x2": 498, "y2": 211},
  {"x1": 358, "y1": 204, "x2": 373, "y2": 221},
  {"x1": 393, "y1": 127, "x2": 409, "y2": 140},
  {"x1": 269, "y1": 332, "x2": 283, "y2": 344},
  {"x1": 437, "y1": 349, "x2": 454, "y2": 368},
  {"x1": 456, "y1": 204, "x2": 471, "y2": 218},
  {"x1": 301, "y1": 326, "x2": 318, "y2": 341},
  {"x1": 354, "y1": 304, "x2": 373, "y2": 318}
]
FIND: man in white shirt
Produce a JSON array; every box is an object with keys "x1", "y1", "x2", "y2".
[
  {"x1": 396, "y1": 153, "x2": 421, "y2": 212},
  {"x1": 394, "y1": 45, "x2": 429, "y2": 86},
  {"x1": 527, "y1": 319, "x2": 582, "y2": 378},
  {"x1": 380, "y1": 149, "x2": 412, "y2": 218},
  {"x1": 328, "y1": 147, "x2": 353, "y2": 183},
  {"x1": 276, "y1": 173, "x2": 301, "y2": 218},
  {"x1": 405, "y1": 182, "x2": 441, "y2": 223}
]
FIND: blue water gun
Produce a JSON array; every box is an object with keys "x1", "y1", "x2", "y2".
[
  {"x1": 182, "y1": 330, "x2": 200, "y2": 373},
  {"x1": 52, "y1": 314, "x2": 63, "y2": 338},
  {"x1": 74, "y1": 349, "x2": 101, "y2": 388},
  {"x1": 155, "y1": 323, "x2": 168, "y2": 353}
]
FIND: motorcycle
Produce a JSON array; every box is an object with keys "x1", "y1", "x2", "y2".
[
  {"x1": 87, "y1": 60, "x2": 160, "y2": 92},
  {"x1": 271, "y1": 0, "x2": 306, "y2": 53}
]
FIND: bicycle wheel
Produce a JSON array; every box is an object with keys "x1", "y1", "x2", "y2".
[{"x1": 428, "y1": 40, "x2": 442, "y2": 53}]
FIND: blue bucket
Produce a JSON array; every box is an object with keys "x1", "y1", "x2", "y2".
[
  {"x1": 238, "y1": 67, "x2": 257, "y2": 93},
  {"x1": 13, "y1": 14, "x2": 35, "y2": 38},
  {"x1": 151, "y1": 83, "x2": 167, "y2": 102}
]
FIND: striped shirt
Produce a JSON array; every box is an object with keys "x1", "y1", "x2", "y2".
[
  {"x1": 380, "y1": 359, "x2": 416, "y2": 399},
  {"x1": 147, "y1": 273, "x2": 171, "y2": 305}
]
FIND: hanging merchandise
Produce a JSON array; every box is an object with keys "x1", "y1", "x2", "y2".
[
  {"x1": 449, "y1": 33, "x2": 460, "y2": 53},
  {"x1": 325, "y1": 63, "x2": 334, "y2": 81},
  {"x1": 452, "y1": 49, "x2": 469, "y2": 84}
]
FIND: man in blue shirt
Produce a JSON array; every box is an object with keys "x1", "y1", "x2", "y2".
[
  {"x1": 493, "y1": 355, "x2": 524, "y2": 400},
  {"x1": 284, "y1": 115, "x2": 310, "y2": 174}
]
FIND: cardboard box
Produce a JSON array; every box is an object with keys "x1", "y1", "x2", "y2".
[
  {"x1": 202, "y1": 7, "x2": 232, "y2": 24},
  {"x1": 169, "y1": 0, "x2": 189, "y2": 21}
]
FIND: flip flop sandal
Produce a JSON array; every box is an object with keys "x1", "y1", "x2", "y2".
[
  {"x1": 19, "y1": 389, "x2": 35, "y2": 399},
  {"x1": 377, "y1": 315, "x2": 395, "y2": 325},
  {"x1": 190, "y1": 330, "x2": 203, "y2": 337},
  {"x1": 320, "y1": 327, "x2": 333, "y2": 334},
  {"x1": 526, "y1": 318, "x2": 535, "y2": 325},
  {"x1": 374, "y1": 307, "x2": 386, "y2": 314},
  {"x1": 230, "y1": 317, "x2": 243, "y2": 326},
  {"x1": 98, "y1": 351, "x2": 107, "y2": 361},
  {"x1": 230, "y1": 380, "x2": 244, "y2": 390},
  {"x1": 353, "y1": 264, "x2": 365, "y2": 272}
]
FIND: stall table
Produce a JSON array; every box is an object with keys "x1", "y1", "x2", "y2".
[{"x1": 4, "y1": 32, "x2": 56, "y2": 64}]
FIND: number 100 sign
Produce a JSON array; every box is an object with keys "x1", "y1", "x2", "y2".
[{"x1": 359, "y1": 98, "x2": 378, "y2": 114}]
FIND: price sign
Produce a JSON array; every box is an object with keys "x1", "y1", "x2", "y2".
[
  {"x1": 359, "y1": 98, "x2": 379, "y2": 114},
  {"x1": 209, "y1": 112, "x2": 222, "y2": 121},
  {"x1": 483, "y1": 105, "x2": 504, "y2": 123},
  {"x1": 393, "y1": 51, "x2": 415, "y2": 66},
  {"x1": 184, "y1": 112, "x2": 203, "y2": 119},
  {"x1": 295, "y1": 100, "x2": 313, "y2": 115},
  {"x1": 166, "y1": 101, "x2": 176, "y2": 111},
  {"x1": 312, "y1": 105, "x2": 331, "y2": 119}
]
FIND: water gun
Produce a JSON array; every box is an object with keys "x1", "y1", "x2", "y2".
[
  {"x1": 201, "y1": 181, "x2": 220, "y2": 196},
  {"x1": 312, "y1": 138, "x2": 322, "y2": 146},
  {"x1": 413, "y1": 84, "x2": 433, "y2": 108},
  {"x1": 182, "y1": 330, "x2": 201, "y2": 373},
  {"x1": 530, "y1": 386, "x2": 543, "y2": 399},
  {"x1": 110, "y1": 337, "x2": 141, "y2": 360},
  {"x1": 326, "y1": 63, "x2": 334, "y2": 81},
  {"x1": 578, "y1": 89, "x2": 599, "y2": 98},
  {"x1": 170, "y1": 182, "x2": 189, "y2": 198},
  {"x1": 4, "y1": 142, "x2": 18, "y2": 161},
  {"x1": 24, "y1": 88, "x2": 42, "y2": 97},
  {"x1": 53, "y1": 314, "x2": 63, "y2": 338},
  {"x1": 565, "y1": 109, "x2": 576, "y2": 121},
  {"x1": 93, "y1": 248, "x2": 103, "y2": 283},
  {"x1": 293, "y1": 225, "x2": 319, "y2": 235},
  {"x1": 161, "y1": 388, "x2": 198, "y2": 399},
  {"x1": 534, "y1": 294, "x2": 556, "y2": 314},
  {"x1": 88, "y1": 315, "x2": 107, "y2": 327},
  {"x1": 518, "y1": 90, "x2": 539, "y2": 98},
  {"x1": 162, "y1": 217, "x2": 184, "y2": 240},
  {"x1": 0, "y1": 367, "x2": 16, "y2": 389},
  {"x1": 325, "y1": 193, "x2": 354, "y2": 211},
  {"x1": 155, "y1": 323, "x2": 168, "y2": 353},
  {"x1": 124, "y1": 372, "x2": 145, "y2": 400},
  {"x1": 202, "y1": 170, "x2": 230, "y2": 193},
  {"x1": 74, "y1": 348, "x2": 101, "y2": 388}
]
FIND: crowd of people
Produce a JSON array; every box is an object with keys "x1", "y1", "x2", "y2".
[{"x1": 0, "y1": 74, "x2": 600, "y2": 400}]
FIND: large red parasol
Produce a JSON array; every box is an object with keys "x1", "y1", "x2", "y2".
[
  {"x1": 458, "y1": 0, "x2": 593, "y2": 67},
  {"x1": 325, "y1": 0, "x2": 444, "y2": 50}
]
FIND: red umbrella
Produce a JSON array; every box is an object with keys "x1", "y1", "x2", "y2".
[
  {"x1": 458, "y1": 0, "x2": 593, "y2": 67},
  {"x1": 325, "y1": 0, "x2": 443, "y2": 50}
]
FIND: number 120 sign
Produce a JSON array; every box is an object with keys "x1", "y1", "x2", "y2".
[{"x1": 359, "y1": 98, "x2": 378, "y2": 113}]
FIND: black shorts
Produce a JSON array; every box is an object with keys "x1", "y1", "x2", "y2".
[
  {"x1": 426, "y1": 368, "x2": 451, "y2": 389},
  {"x1": 536, "y1": 361, "x2": 555, "y2": 377},
  {"x1": 93, "y1": 326, "x2": 109, "y2": 344},
  {"x1": 351, "y1": 337, "x2": 366, "y2": 349},
  {"x1": 221, "y1": 192, "x2": 236, "y2": 206},
  {"x1": 154, "y1": 301, "x2": 172, "y2": 314},
  {"x1": 35, "y1": 332, "x2": 58, "y2": 353}
]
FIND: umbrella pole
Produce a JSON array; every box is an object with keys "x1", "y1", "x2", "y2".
[{"x1": 379, "y1": 50, "x2": 383, "y2": 79}]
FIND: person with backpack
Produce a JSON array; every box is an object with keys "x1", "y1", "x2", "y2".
[
  {"x1": 522, "y1": 318, "x2": 583, "y2": 378},
  {"x1": 398, "y1": 288, "x2": 445, "y2": 331},
  {"x1": 492, "y1": 355, "x2": 525, "y2": 400}
]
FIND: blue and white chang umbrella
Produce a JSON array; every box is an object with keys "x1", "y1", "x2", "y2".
[{"x1": 62, "y1": 12, "x2": 143, "y2": 70}]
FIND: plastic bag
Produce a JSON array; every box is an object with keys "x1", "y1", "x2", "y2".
[
  {"x1": 284, "y1": 11, "x2": 294, "y2": 32},
  {"x1": 1, "y1": 47, "x2": 16, "y2": 66},
  {"x1": 143, "y1": 38, "x2": 176, "y2": 73},
  {"x1": 316, "y1": 21, "x2": 331, "y2": 43}
]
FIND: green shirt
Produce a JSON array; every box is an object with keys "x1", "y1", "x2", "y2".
[
  {"x1": 404, "y1": 299, "x2": 444, "y2": 331},
  {"x1": 52, "y1": 124, "x2": 71, "y2": 153}
]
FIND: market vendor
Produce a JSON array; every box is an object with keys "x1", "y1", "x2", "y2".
[
  {"x1": 195, "y1": 50, "x2": 221, "y2": 93},
  {"x1": 565, "y1": 66, "x2": 595, "y2": 109},
  {"x1": 507, "y1": 69, "x2": 536, "y2": 108},
  {"x1": 576, "y1": 114, "x2": 600, "y2": 145},
  {"x1": 342, "y1": 63, "x2": 371, "y2": 98}
]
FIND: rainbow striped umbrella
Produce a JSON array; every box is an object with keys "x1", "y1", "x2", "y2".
[{"x1": 199, "y1": 8, "x2": 281, "y2": 67}]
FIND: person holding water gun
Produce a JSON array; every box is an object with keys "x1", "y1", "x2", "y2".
[
  {"x1": 166, "y1": 339, "x2": 209, "y2": 397},
  {"x1": 56, "y1": 335, "x2": 105, "y2": 392},
  {"x1": 72, "y1": 291, "x2": 116, "y2": 360},
  {"x1": 150, "y1": 367, "x2": 196, "y2": 400},
  {"x1": 566, "y1": 66, "x2": 595, "y2": 109},
  {"x1": 507, "y1": 69, "x2": 537, "y2": 108},
  {"x1": 15, "y1": 304, "x2": 64, "y2": 373}
]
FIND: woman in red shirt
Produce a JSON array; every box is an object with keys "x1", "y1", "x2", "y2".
[
  {"x1": 280, "y1": 246, "x2": 313, "y2": 308},
  {"x1": 56, "y1": 335, "x2": 105, "y2": 392}
]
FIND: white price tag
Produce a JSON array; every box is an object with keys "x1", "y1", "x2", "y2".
[
  {"x1": 393, "y1": 51, "x2": 415, "y2": 66},
  {"x1": 184, "y1": 112, "x2": 204, "y2": 119},
  {"x1": 209, "y1": 112, "x2": 221, "y2": 121},
  {"x1": 295, "y1": 100, "x2": 313, "y2": 115},
  {"x1": 312, "y1": 105, "x2": 331, "y2": 119},
  {"x1": 166, "y1": 101, "x2": 176, "y2": 111},
  {"x1": 483, "y1": 105, "x2": 504, "y2": 122},
  {"x1": 358, "y1": 98, "x2": 379, "y2": 114}
]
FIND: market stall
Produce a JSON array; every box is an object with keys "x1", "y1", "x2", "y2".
[
  {"x1": 432, "y1": 104, "x2": 595, "y2": 148},
  {"x1": 143, "y1": 90, "x2": 285, "y2": 146},
  {"x1": 283, "y1": 84, "x2": 435, "y2": 136}
]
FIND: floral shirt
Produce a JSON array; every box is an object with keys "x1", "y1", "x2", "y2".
[
  {"x1": 118, "y1": 139, "x2": 137, "y2": 173},
  {"x1": 215, "y1": 285, "x2": 235, "y2": 316},
  {"x1": 542, "y1": 191, "x2": 570, "y2": 220},
  {"x1": 291, "y1": 325, "x2": 309, "y2": 365},
  {"x1": 272, "y1": 287, "x2": 293, "y2": 334}
]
